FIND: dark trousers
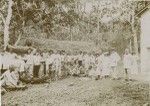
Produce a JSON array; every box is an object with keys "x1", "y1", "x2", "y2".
[
  {"x1": 1, "y1": 69, "x2": 7, "y2": 75},
  {"x1": 33, "y1": 65, "x2": 40, "y2": 78}
]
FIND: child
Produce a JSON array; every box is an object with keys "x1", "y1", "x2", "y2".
[{"x1": 123, "y1": 49, "x2": 133, "y2": 81}]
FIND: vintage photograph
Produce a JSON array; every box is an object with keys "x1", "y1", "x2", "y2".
[{"x1": 0, "y1": 0, "x2": 150, "y2": 106}]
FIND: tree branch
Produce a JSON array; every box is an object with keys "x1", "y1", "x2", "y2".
[
  {"x1": 14, "y1": 2, "x2": 22, "y2": 18},
  {"x1": 0, "y1": 11, "x2": 6, "y2": 24}
]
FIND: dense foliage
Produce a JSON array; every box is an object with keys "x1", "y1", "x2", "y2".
[{"x1": 0, "y1": 0, "x2": 145, "y2": 53}]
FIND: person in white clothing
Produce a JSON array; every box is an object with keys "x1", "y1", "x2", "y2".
[
  {"x1": 131, "y1": 52, "x2": 139, "y2": 75},
  {"x1": 1, "y1": 65, "x2": 26, "y2": 90},
  {"x1": 83, "y1": 52, "x2": 90, "y2": 75},
  {"x1": 123, "y1": 49, "x2": 133, "y2": 81},
  {"x1": 33, "y1": 52, "x2": 42, "y2": 78},
  {"x1": 1, "y1": 51, "x2": 11, "y2": 74},
  {"x1": 24, "y1": 49, "x2": 34, "y2": 77},
  {"x1": 52, "y1": 50, "x2": 62, "y2": 80},
  {"x1": 101, "y1": 52, "x2": 111, "y2": 79},
  {"x1": 89, "y1": 53, "x2": 96, "y2": 67},
  {"x1": 96, "y1": 53, "x2": 103, "y2": 79},
  {"x1": 110, "y1": 49, "x2": 121, "y2": 79},
  {"x1": 45, "y1": 50, "x2": 54, "y2": 77},
  {"x1": 88, "y1": 65, "x2": 97, "y2": 79}
]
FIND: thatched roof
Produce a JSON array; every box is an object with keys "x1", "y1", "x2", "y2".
[{"x1": 7, "y1": 45, "x2": 35, "y2": 54}]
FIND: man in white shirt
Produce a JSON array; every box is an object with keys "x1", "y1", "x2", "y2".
[{"x1": 45, "y1": 50, "x2": 55, "y2": 78}]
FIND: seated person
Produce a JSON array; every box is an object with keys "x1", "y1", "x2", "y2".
[
  {"x1": 1, "y1": 65, "x2": 27, "y2": 91},
  {"x1": 88, "y1": 66, "x2": 97, "y2": 80},
  {"x1": 1, "y1": 87, "x2": 7, "y2": 95}
]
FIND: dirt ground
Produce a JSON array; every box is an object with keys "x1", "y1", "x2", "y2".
[{"x1": 2, "y1": 76, "x2": 150, "y2": 106}]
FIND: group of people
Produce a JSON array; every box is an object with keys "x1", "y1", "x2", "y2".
[{"x1": 0, "y1": 48, "x2": 139, "y2": 94}]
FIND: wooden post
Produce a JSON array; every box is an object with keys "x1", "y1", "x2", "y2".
[{"x1": 131, "y1": 10, "x2": 139, "y2": 55}]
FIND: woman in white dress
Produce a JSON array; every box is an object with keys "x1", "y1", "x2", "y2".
[
  {"x1": 96, "y1": 53, "x2": 103, "y2": 78},
  {"x1": 131, "y1": 53, "x2": 139, "y2": 75},
  {"x1": 88, "y1": 65, "x2": 97, "y2": 79},
  {"x1": 110, "y1": 49, "x2": 121, "y2": 79},
  {"x1": 101, "y1": 52, "x2": 111, "y2": 78},
  {"x1": 123, "y1": 49, "x2": 133, "y2": 81}
]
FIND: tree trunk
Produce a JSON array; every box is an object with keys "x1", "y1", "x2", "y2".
[
  {"x1": 131, "y1": 10, "x2": 138, "y2": 55},
  {"x1": 14, "y1": 34, "x2": 21, "y2": 46},
  {"x1": 4, "y1": 0, "x2": 13, "y2": 50}
]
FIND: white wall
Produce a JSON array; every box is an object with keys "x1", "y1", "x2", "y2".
[{"x1": 141, "y1": 9, "x2": 150, "y2": 73}]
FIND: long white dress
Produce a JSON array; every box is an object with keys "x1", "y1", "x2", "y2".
[
  {"x1": 101, "y1": 56, "x2": 111, "y2": 76},
  {"x1": 89, "y1": 68, "x2": 96, "y2": 76},
  {"x1": 110, "y1": 52, "x2": 121, "y2": 78},
  {"x1": 96, "y1": 54, "x2": 104, "y2": 75},
  {"x1": 123, "y1": 54, "x2": 133, "y2": 69},
  {"x1": 83, "y1": 54, "x2": 90, "y2": 70},
  {"x1": 110, "y1": 52, "x2": 120, "y2": 67},
  {"x1": 53, "y1": 54, "x2": 62, "y2": 76},
  {"x1": 131, "y1": 54, "x2": 139, "y2": 75}
]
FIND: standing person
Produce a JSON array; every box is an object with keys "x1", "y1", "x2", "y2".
[
  {"x1": 83, "y1": 52, "x2": 90, "y2": 76},
  {"x1": 77, "y1": 51, "x2": 83, "y2": 75},
  {"x1": 131, "y1": 52, "x2": 139, "y2": 75},
  {"x1": 88, "y1": 65, "x2": 97, "y2": 79},
  {"x1": 101, "y1": 52, "x2": 111, "y2": 79},
  {"x1": 123, "y1": 49, "x2": 133, "y2": 81},
  {"x1": 60, "y1": 50, "x2": 67, "y2": 78},
  {"x1": 77, "y1": 51, "x2": 83, "y2": 66},
  {"x1": 45, "y1": 50, "x2": 54, "y2": 77},
  {"x1": 52, "y1": 50, "x2": 61, "y2": 80},
  {"x1": 96, "y1": 52, "x2": 104, "y2": 79},
  {"x1": 42, "y1": 51, "x2": 49, "y2": 75},
  {"x1": 33, "y1": 52, "x2": 42, "y2": 78},
  {"x1": 90, "y1": 52, "x2": 96, "y2": 67},
  {"x1": 24, "y1": 49, "x2": 34, "y2": 78},
  {"x1": 110, "y1": 49, "x2": 121, "y2": 80}
]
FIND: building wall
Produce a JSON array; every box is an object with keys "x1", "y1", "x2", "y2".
[{"x1": 141, "y1": 9, "x2": 150, "y2": 73}]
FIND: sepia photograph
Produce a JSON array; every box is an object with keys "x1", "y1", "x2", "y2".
[{"x1": 0, "y1": 0, "x2": 150, "y2": 106}]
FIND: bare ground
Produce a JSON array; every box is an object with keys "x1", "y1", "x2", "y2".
[{"x1": 2, "y1": 77, "x2": 150, "y2": 106}]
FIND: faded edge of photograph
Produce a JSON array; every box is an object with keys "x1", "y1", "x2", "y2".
[{"x1": 0, "y1": 0, "x2": 150, "y2": 106}]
